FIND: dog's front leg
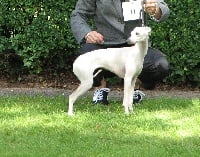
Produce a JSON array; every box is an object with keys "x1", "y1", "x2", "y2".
[
  {"x1": 128, "y1": 77, "x2": 137, "y2": 112},
  {"x1": 123, "y1": 76, "x2": 134, "y2": 114}
]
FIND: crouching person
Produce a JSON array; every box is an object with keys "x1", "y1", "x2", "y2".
[{"x1": 70, "y1": 0, "x2": 170, "y2": 105}]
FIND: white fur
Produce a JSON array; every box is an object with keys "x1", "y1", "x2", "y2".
[{"x1": 68, "y1": 27, "x2": 151, "y2": 115}]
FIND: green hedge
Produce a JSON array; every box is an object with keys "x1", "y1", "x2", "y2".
[
  {"x1": 0, "y1": 0, "x2": 199, "y2": 87},
  {"x1": 149, "y1": 0, "x2": 200, "y2": 87},
  {"x1": 0, "y1": 0, "x2": 78, "y2": 75}
]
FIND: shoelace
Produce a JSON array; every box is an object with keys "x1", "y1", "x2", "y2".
[
  {"x1": 133, "y1": 90, "x2": 145, "y2": 99},
  {"x1": 93, "y1": 88, "x2": 110, "y2": 103}
]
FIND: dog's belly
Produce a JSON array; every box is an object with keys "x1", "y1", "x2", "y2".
[{"x1": 106, "y1": 65, "x2": 125, "y2": 78}]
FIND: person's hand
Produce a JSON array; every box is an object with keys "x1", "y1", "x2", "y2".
[
  {"x1": 144, "y1": 0, "x2": 161, "y2": 19},
  {"x1": 85, "y1": 31, "x2": 104, "y2": 44}
]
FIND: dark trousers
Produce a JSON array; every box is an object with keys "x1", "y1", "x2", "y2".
[{"x1": 79, "y1": 43, "x2": 170, "y2": 89}]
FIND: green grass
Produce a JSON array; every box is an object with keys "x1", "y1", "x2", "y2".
[{"x1": 0, "y1": 95, "x2": 199, "y2": 157}]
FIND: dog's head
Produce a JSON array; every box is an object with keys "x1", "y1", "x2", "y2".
[{"x1": 127, "y1": 27, "x2": 151, "y2": 45}]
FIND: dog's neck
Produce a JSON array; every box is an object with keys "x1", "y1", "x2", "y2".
[{"x1": 135, "y1": 37, "x2": 149, "y2": 57}]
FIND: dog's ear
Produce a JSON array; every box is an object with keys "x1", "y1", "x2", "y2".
[{"x1": 146, "y1": 27, "x2": 151, "y2": 35}]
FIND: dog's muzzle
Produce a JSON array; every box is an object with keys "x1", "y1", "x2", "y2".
[{"x1": 126, "y1": 38, "x2": 136, "y2": 45}]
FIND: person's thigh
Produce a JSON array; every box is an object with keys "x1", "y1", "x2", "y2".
[
  {"x1": 79, "y1": 43, "x2": 104, "y2": 54},
  {"x1": 138, "y1": 47, "x2": 169, "y2": 89}
]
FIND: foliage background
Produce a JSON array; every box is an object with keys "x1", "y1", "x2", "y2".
[
  {"x1": 149, "y1": 0, "x2": 200, "y2": 87},
  {"x1": 0, "y1": 0, "x2": 199, "y2": 87},
  {"x1": 0, "y1": 0, "x2": 78, "y2": 77}
]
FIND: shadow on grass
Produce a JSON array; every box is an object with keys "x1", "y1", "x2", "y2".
[{"x1": 0, "y1": 123, "x2": 199, "y2": 157}]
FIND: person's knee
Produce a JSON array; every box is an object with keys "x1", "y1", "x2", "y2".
[{"x1": 156, "y1": 57, "x2": 170, "y2": 79}]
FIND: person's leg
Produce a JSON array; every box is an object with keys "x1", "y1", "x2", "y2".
[
  {"x1": 79, "y1": 43, "x2": 103, "y2": 54},
  {"x1": 138, "y1": 47, "x2": 170, "y2": 90}
]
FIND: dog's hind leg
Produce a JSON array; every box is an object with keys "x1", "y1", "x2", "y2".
[{"x1": 68, "y1": 78, "x2": 93, "y2": 116}]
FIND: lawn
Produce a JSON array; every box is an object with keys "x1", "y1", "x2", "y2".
[{"x1": 0, "y1": 95, "x2": 199, "y2": 157}]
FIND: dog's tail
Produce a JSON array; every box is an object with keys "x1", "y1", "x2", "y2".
[
  {"x1": 93, "y1": 69, "x2": 103, "y2": 78},
  {"x1": 93, "y1": 68, "x2": 116, "y2": 87},
  {"x1": 93, "y1": 69, "x2": 103, "y2": 87}
]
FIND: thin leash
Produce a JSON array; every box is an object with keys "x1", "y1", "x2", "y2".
[
  {"x1": 141, "y1": 0, "x2": 151, "y2": 46},
  {"x1": 141, "y1": 0, "x2": 147, "y2": 27}
]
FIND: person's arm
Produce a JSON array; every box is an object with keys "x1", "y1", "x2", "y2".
[
  {"x1": 144, "y1": 0, "x2": 170, "y2": 22},
  {"x1": 70, "y1": 0, "x2": 96, "y2": 44}
]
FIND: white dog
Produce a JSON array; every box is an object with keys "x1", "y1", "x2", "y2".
[{"x1": 68, "y1": 27, "x2": 151, "y2": 115}]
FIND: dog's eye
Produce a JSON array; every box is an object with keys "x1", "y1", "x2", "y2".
[{"x1": 136, "y1": 32, "x2": 139, "y2": 35}]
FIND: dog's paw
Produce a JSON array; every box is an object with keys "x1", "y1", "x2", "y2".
[
  {"x1": 129, "y1": 108, "x2": 134, "y2": 113},
  {"x1": 125, "y1": 110, "x2": 130, "y2": 115},
  {"x1": 67, "y1": 111, "x2": 74, "y2": 116},
  {"x1": 124, "y1": 107, "x2": 129, "y2": 115}
]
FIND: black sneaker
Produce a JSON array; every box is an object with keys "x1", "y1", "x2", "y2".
[
  {"x1": 92, "y1": 88, "x2": 110, "y2": 105},
  {"x1": 133, "y1": 90, "x2": 145, "y2": 104}
]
